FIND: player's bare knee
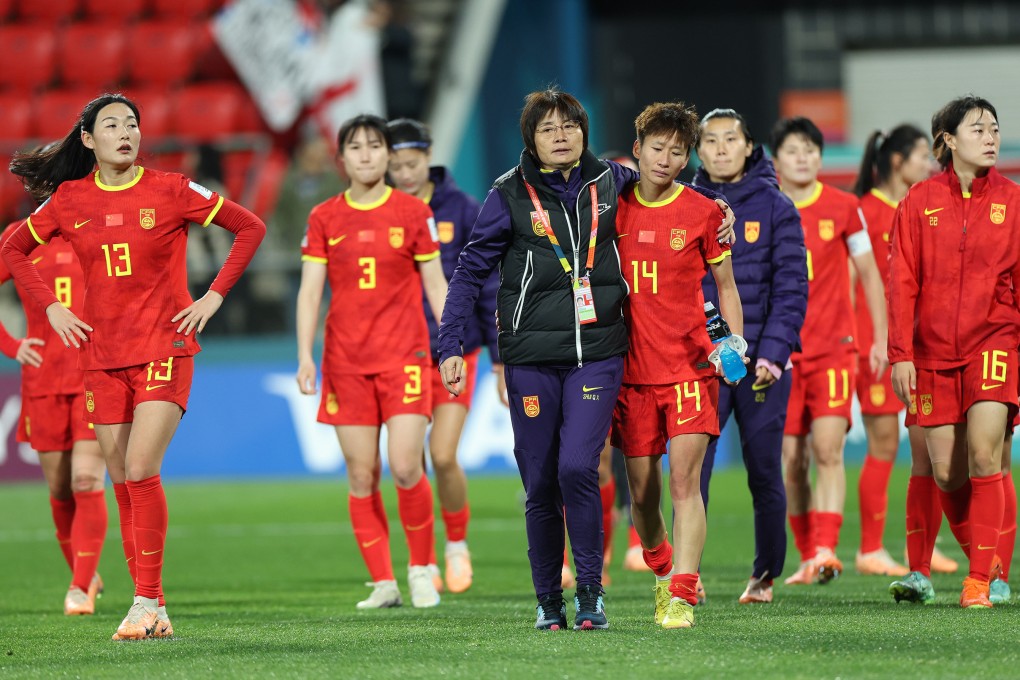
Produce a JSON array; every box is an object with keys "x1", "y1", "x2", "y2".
[
  {"x1": 346, "y1": 467, "x2": 377, "y2": 495},
  {"x1": 970, "y1": 449, "x2": 1000, "y2": 477},
  {"x1": 71, "y1": 472, "x2": 102, "y2": 493}
]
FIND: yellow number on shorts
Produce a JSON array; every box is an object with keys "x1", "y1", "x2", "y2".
[
  {"x1": 674, "y1": 380, "x2": 702, "y2": 414},
  {"x1": 54, "y1": 276, "x2": 72, "y2": 308},
  {"x1": 629, "y1": 260, "x2": 658, "y2": 294},
  {"x1": 403, "y1": 365, "x2": 422, "y2": 397},
  {"x1": 982, "y1": 349, "x2": 1009, "y2": 383},
  {"x1": 826, "y1": 368, "x2": 849, "y2": 402},
  {"x1": 146, "y1": 357, "x2": 174, "y2": 382},
  {"x1": 806, "y1": 249, "x2": 814, "y2": 282},
  {"x1": 101, "y1": 243, "x2": 132, "y2": 277},
  {"x1": 358, "y1": 256, "x2": 376, "y2": 289}
]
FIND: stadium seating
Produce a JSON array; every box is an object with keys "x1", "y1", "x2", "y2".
[
  {"x1": 152, "y1": 0, "x2": 225, "y2": 20},
  {"x1": 0, "y1": 169, "x2": 31, "y2": 223},
  {"x1": 122, "y1": 88, "x2": 174, "y2": 140},
  {"x1": 0, "y1": 25, "x2": 57, "y2": 91},
  {"x1": 82, "y1": 0, "x2": 149, "y2": 20},
  {"x1": 0, "y1": 94, "x2": 31, "y2": 143},
  {"x1": 174, "y1": 82, "x2": 246, "y2": 141},
  {"x1": 16, "y1": 0, "x2": 80, "y2": 22},
  {"x1": 127, "y1": 21, "x2": 199, "y2": 87},
  {"x1": 59, "y1": 23, "x2": 128, "y2": 90},
  {"x1": 35, "y1": 89, "x2": 97, "y2": 141},
  {"x1": 0, "y1": 0, "x2": 13, "y2": 20}
]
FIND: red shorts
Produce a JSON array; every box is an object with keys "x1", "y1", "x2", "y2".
[
  {"x1": 84, "y1": 356, "x2": 194, "y2": 425},
  {"x1": 915, "y1": 348, "x2": 1020, "y2": 427},
  {"x1": 319, "y1": 361, "x2": 433, "y2": 426},
  {"x1": 784, "y1": 352, "x2": 856, "y2": 436},
  {"x1": 611, "y1": 377, "x2": 720, "y2": 457},
  {"x1": 905, "y1": 390, "x2": 918, "y2": 428},
  {"x1": 856, "y1": 355, "x2": 902, "y2": 417},
  {"x1": 430, "y1": 348, "x2": 479, "y2": 410},
  {"x1": 17, "y1": 392, "x2": 96, "y2": 451}
]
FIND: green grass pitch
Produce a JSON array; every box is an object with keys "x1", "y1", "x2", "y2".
[{"x1": 1, "y1": 466, "x2": 1018, "y2": 679}]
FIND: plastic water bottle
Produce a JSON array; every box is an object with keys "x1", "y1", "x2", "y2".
[{"x1": 704, "y1": 302, "x2": 747, "y2": 382}]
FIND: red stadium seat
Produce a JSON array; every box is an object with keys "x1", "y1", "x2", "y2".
[
  {"x1": 127, "y1": 21, "x2": 198, "y2": 87},
  {"x1": 59, "y1": 23, "x2": 127, "y2": 90},
  {"x1": 0, "y1": 94, "x2": 31, "y2": 142},
  {"x1": 0, "y1": 25, "x2": 57, "y2": 91},
  {"x1": 0, "y1": 0, "x2": 14, "y2": 20},
  {"x1": 121, "y1": 88, "x2": 174, "y2": 140},
  {"x1": 16, "y1": 0, "x2": 80, "y2": 22},
  {"x1": 151, "y1": 0, "x2": 223, "y2": 20},
  {"x1": 0, "y1": 169, "x2": 32, "y2": 225},
  {"x1": 174, "y1": 82, "x2": 245, "y2": 141},
  {"x1": 82, "y1": 0, "x2": 148, "y2": 20},
  {"x1": 35, "y1": 89, "x2": 96, "y2": 142}
]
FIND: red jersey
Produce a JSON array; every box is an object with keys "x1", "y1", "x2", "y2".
[
  {"x1": 793, "y1": 182, "x2": 866, "y2": 362},
  {"x1": 616, "y1": 184, "x2": 731, "y2": 385},
  {"x1": 0, "y1": 221, "x2": 85, "y2": 395},
  {"x1": 888, "y1": 166, "x2": 1020, "y2": 369},
  {"x1": 854, "y1": 188, "x2": 897, "y2": 356},
  {"x1": 25, "y1": 167, "x2": 223, "y2": 370},
  {"x1": 301, "y1": 187, "x2": 439, "y2": 375}
]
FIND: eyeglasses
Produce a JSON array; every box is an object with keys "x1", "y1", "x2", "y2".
[{"x1": 536, "y1": 121, "x2": 582, "y2": 137}]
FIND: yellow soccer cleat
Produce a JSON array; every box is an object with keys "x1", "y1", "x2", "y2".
[
  {"x1": 64, "y1": 587, "x2": 94, "y2": 616},
  {"x1": 660, "y1": 597, "x2": 695, "y2": 629},
  {"x1": 111, "y1": 601, "x2": 158, "y2": 641},
  {"x1": 653, "y1": 579, "x2": 671, "y2": 625}
]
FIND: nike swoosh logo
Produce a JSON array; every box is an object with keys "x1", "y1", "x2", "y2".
[
  {"x1": 141, "y1": 549, "x2": 162, "y2": 556},
  {"x1": 827, "y1": 399, "x2": 846, "y2": 408},
  {"x1": 905, "y1": 529, "x2": 923, "y2": 536},
  {"x1": 977, "y1": 544, "x2": 996, "y2": 550},
  {"x1": 751, "y1": 382, "x2": 771, "y2": 392},
  {"x1": 981, "y1": 383, "x2": 1002, "y2": 391},
  {"x1": 676, "y1": 415, "x2": 697, "y2": 426},
  {"x1": 74, "y1": 219, "x2": 91, "y2": 229},
  {"x1": 328, "y1": 235, "x2": 347, "y2": 246},
  {"x1": 582, "y1": 385, "x2": 603, "y2": 393},
  {"x1": 145, "y1": 384, "x2": 168, "y2": 391},
  {"x1": 923, "y1": 208, "x2": 944, "y2": 216},
  {"x1": 406, "y1": 522, "x2": 430, "y2": 531},
  {"x1": 31, "y1": 256, "x2": 43, "y2": 265},
  {"x1": 402, "y1": 395, "x2": 422, "y2": 404},
  {"x1": 361, "y1": 537, "x2": 383, "y2": 548},
  {"x1": 76, "y1": 551, "x2": 97, "y2": 557},
  {"x1": 617, "y1": 233, "x2": 629, "y2": 238}
]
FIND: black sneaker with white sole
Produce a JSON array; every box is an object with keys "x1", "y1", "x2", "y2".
[
  {"x1": 573, "y1": 584, "x2": 608, "y2": 630},
  {"x1": 534, "y1": 594, "x2": 567, "y2": 630}
]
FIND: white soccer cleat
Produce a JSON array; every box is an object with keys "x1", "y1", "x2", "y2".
[
  {"x1": 356, "y1": 580, "x2": 403, "y2": 609},
  {"x1": 407, "y1": 566, "x2": 441, "y2": 608}
]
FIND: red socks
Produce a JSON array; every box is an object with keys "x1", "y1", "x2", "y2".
[
  {"x1": 642, "y1": 538, "x2": 674, "y2": 577},
  {"x1": 789, "y1": 512, "x2": 816, "y2": 562},
  {"x1": 814, "y1": 512, "x2": 843, "y2": 553},
  {"x1": 69, "y1": 490, "x2": 107, "y2": 592},
  {"x1": 349, "y1": 493, "x2": 394, "y2": 581},
  {"x1": 999, "y1": 472, "x2": 1017, "y2": 581},
  {"x1": 669, "y1": 572, "x2": 699, "y2": 605},
  {"x1": 49, "y1": 496, "x2": 76, "y2": 571},
  {"x1": 112, "y1": 482, "x2": 137, "y2": 584},
  {"x1": 600, "y1": 477, "x2": 616, "y2": 557},
  {"x1": 442, "y1": 504, "x2": 470, "y2": 544},
  {"x1": 969, "y1": 473, "x2": 1004, "y2": 582},
  {"x1": 125, "y1": 475, "x2": 168, "y2": 600},
  {"x1": 937, "y1": 480, "x2": 972, "y2": 559},
  {"x1": 396, "y1": 475, "x2": 434, "y2": 567},
  {"x1": 905, "y1": 475, "x2": 942, "y2": 576},
  {"x1": 858, "y1": 455, "x2": 894, "y2": 553}
]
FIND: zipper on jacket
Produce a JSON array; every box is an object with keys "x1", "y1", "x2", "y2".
[
  {"x1": 955, "y1": 191, "x2": 970, "y2": 353},
  {"x1": 561, "y1": 201, "x2": 583, "y2": 366},
  {"x1": 512, "y1": 250, "x2": 534, "y2": 335}
]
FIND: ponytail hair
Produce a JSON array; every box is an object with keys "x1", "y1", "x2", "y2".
[
  {"x1": 852, "y1": 124, "x2": 927, "y2": 197},
  {"x1": 9, "y1": 93, "x2": 140, "y2": 200}
]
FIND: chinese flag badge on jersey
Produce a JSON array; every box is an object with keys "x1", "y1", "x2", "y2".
[{"x1": 523, "y1": 395, "x2": 540, "y2": 417}]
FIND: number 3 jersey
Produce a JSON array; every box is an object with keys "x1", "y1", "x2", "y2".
[
  {"x1": 616, "y1": 184, "x2": 731, "y2": 385},
  {"x1": 301, "y1": 187, "x2": 440, "y2": 375},
  {"x1": 24, "y1": 167, "x2": 223, "y2": 370}
]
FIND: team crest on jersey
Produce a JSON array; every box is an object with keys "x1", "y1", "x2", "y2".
[
  {"x1": 438, "y1": 221, "x2": 455, "y2": 244},
  {"x1": 744, "y1": 221, "x2": 760, "y2": 243},
  {"x1": 530, "y1": 210, "x2": 550, "y2": 236},
  {"x1": 85, "y1": 391, "x2": 95, "y2": 413},
  {"x1": 870, "y1": 384, "x2": 886, "y2": 407},
  {"x1": 920, "y1": 393, "x2": 933, "y2": 416},
  {"x1": 670, "y1": 229, "x2": 687, "y2": 251},
  {"x1": 139, "y1": 208, "x2": 156, "y2": 230},
  {"x1": 991, "y1": 203, "x2": 1006, "y2": 225},
  {"x1": 523, "y1": 395, "x2": 540, "y2": 417},
  {"x1": 819, "y1": 219, "x2": 835, "y2": 241},
  {"x1": 908, "y1": 394, "x2": 917, "y2": 415},
  {"x1": 389, "y1": 227, "x2": 404, "y2": 248},
  {"x1": 326, "y1": 392, "x2": 339, "y2": 415}
]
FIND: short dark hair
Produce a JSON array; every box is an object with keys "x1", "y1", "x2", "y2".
[
  {"x1": 852, "y1": 124, "x2": 927, "y2": 197},
  {"x1": 769, "y1": 116, "x2": 824, "y2": 156},
  {"x1": 633, "y1": 101, "x2": 699, "y2": 152},
  {"x1": 10, "y1": 93, "x2": 140, "y2": 200},
  {"x1": 387, "y1": 118, "x2": 432, "y2": 151},
  {"x1": 519, "y1": 89, "x2": 589, "y2": 158},
  {"x1": 699, "y1": 108, "x2": 754, "y2": 146},
  {"x1": 336, "y1": 114, "x2": 391, "y2": 152},
  {"x1": 931, "y1": 95, "x2": 998, "y2": 169}
]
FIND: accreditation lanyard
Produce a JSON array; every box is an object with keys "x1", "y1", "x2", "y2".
[{"x1": 522, "y1": 179, "x2": 599, "y2": 281}]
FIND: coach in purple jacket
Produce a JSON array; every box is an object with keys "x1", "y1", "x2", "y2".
[{"x1": 694, "y1": 108, "x2": 808, "y2": 603}]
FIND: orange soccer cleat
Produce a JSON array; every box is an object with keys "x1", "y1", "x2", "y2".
[
  {"x1": 815, "y1": 548, "x2": 843, "y2": 584},
  {"x1": 856, "y1": 549, "x2": 909, "y2": 576},
  {"x1": 64, "y1": 587, "x2": 94, "y2": 616},
  {"x1": 111, "y1": 601, "x2": 158, "y2": 641},
  {"x1": 444, "y1": 543, "x2": 473, "y2": 594},
  {"x1": 784, "y1": 560, "x2": 817, "y2": 585},
  {"x1": 151, "y1": 607, "x2": 174, "y2": 638},
  {"x1": 960, "y1": 576, "x2": 993, "y2": 609},
  {"x1": 739, "y1": 575, "x2": 774, "y2": 604}
]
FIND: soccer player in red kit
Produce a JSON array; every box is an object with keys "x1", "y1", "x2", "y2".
[
  {"x1": 3, "y1": 93, "x2": 266, "y2": 640},
  {"x1": 772, "y1": 117, "x2": 889, "y2": 585},
  {"x1": 888, "y1": 95, "x2": 1020, "y2": 608},
  {"x1": 0, "y1": 209, "x2": 107, "y2": 616},
  {"x1": 296, "y1": 115, "x2": 448, "y2": 610},
  {"x1": 612, "y1": 102, "x2": 742, "y2": 629}
]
